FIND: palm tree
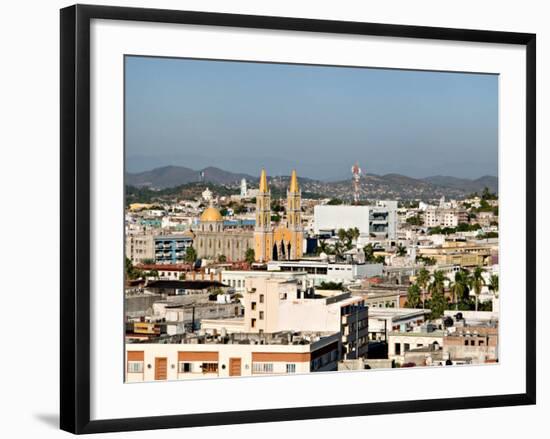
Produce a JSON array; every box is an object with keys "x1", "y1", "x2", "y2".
[
  {"x1": 416, "y1": 268, "x2": 430, "y2": 309},
  {"x1": 363, "y1": 244, "x2": 375, "y2": 262},
  {"x1": 406, "y1": 283, "x2": 421, "y2": 308},
  {"x1": 396, "y1": 243, "x2": 407, "y2": 257},
  {"x1": 429, "y1": 270, "x2": 448, "y2": 296},
  {"x1": 349, "y1": 227, "x2": 360, "y2": 242},
  {"x1": 449, "y1": 270, "x2": 466, "y2": 310},
  {"x1": 428, "y1": 270, "x2": 448, "y2": 319},
  {"x1": 471, "y1": 266, "x2": 485, "y2": 311},
  {"x1": 318, "y1": 239, "x2": 332, "y2": 255},
  {"x1": 488, "y1": 273, "x2": 499, "y2": 298},
  {"x1": 333, "y1": 240, "x2": 346, "y2": 261}
]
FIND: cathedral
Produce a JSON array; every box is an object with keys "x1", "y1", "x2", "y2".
[
  {"x1": 194, "y1": 168, "x2": 303, "y2": 263},
  {"x1": 254, "y1": 169, "x2": 303, "y2": 262}
]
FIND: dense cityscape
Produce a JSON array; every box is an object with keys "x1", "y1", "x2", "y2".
[{"x1": 124, "y1": 164, "x2": 499, "y2": 382}]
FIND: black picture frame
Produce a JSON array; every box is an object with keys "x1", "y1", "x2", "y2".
[{"x1": 60, "y1": 4, "x2": 536, "y2": 434}]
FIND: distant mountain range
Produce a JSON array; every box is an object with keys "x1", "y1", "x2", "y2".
[
  {"x1": 422, "y1": 175, "x2": 498, "y2": 193},
  {"x1": 125, "y1": 166, "x2": 498, "y2": 200},
  {"x1": 126, "y1": 166, "x2": 255, "y2": 188}
]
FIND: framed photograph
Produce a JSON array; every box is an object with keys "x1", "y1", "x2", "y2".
[{"x1": 60, "y1": 4, "x2": 536, "y2": 434}]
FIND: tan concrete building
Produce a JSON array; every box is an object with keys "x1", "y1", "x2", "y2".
[
  {"x1": 125, "y1": 233, "x2": 155, "y2": 264},
  {"x1": 418, "y1": 241, "x2": 494, "y2": 267},
  {"x1": 443, "y1": 325, "x2": 498, "y2": 363},
  {"x1": 125, "y1": 331, "x2": 340, "y2": 382}
]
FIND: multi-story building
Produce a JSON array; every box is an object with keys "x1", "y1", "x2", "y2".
[
  {"x1": 220, "y1": 269, "x2": 310, "y2": 294},
  {"x1": 154, "y1": 234, "x2": 193, "y2": 264},
  {"x1": 125, "y1": 330, "x2": 341, "y2": 382},
  {"x1": 388, "y1": 325, "x2": 446, "y2": 363},
  {"x1": 314, "y1": 201, "x2": 398, "y2": 239},
  {"x1": 417, "y1": 241, "x2": 494, "y2": 267},
  {"x1": 423, "y1": 208, "x2": 468, "y2": 228},
  {"x1": 125, "y1": 233, "x2": 155, "y2": 264},
  {"x1": 443, "y1": 325, "x2": 498, "y2": 364},
  {"x1": 267, "y1": 259, "x2": 383, "y2": 286},
  {"x1": 202, "y1": 277, "x2": 369, "y2": 360}
]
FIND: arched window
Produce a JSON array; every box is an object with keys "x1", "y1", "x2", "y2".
[{"x1": 209, "y1": 224, "x2": 213, "y2": 232}]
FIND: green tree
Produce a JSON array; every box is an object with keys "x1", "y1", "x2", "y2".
[
  {"x1": 184, "y1": 246, "x2": 197, "y2": 264},
  {"x1": 429, "y1": 287, "x2": 447, "y2": 319},
  {"x1": 327, "y1": 198, "x2": 343, "y2": 205},
  {"x1": 481, "y1": 186, "x2": 498, "y2": 200},
  {"x1": 428, "y1": 270, "x2": 448, "y2": 319},
  {"x1": 349, "y1": 227, "x2": 360, "y2": 242},
  {"x1": 245, "y1": 248, "x2": 255, "y2": 264},
  {"x1": 363, "y1": 244, "x2": 375, "y2": 262},
  {"x1": 318, "y1": 239, "x2": 334, "y2": 256},
  {"x1": 217, "y1": 254, "x2": 227, "y2": 263},
  {"x1": 396, "y1": 243, "x2": 407, "y2": 257},
  {"x1": 319, "y1": 281, "x2": 344, "y2": 290},
  {"x1": 406, "y1": 283, "x2": 421, "y2": 308},
  {"x1": 147, "y1": 269, "x2": 159, "y2": 279},
  {"x1": 125, "y1": 257, "x2": 143, "y2": 280},
  {"x1": 488, "y1": 273, "x2": 499, "y2": 299},
  {"x1": 448, "y1": 270, "x2": 467, "y2": 310},
  {"x1": 406, "y1": 215, "x2": 423, "y2": 226},
  {"x1": 471, "y1": 266, "x2": 485, "y2": 311},
  {"x1": 416, "y1": 268, "x2": 430, "y2": 309}
]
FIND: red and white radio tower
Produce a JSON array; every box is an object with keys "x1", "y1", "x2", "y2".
[{"x1": 351, "y1": 162, "x2": 362, "y2": 204}]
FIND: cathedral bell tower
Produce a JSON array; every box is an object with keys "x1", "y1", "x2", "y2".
[
  {"x1": 287, "y1": 170, "x2": 303, "y2": 259},
  {"x1": 254, "y1": 169, "x2": 272, "y2": 262}
]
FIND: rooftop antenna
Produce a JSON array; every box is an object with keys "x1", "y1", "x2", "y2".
[{"x1": 351, "y1": 162, "x2": 362, "y2": 205}]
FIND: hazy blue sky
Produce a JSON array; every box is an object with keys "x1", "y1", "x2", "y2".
[{"x1": 125, "y1": 56, "x2": 498, "y2": 181}]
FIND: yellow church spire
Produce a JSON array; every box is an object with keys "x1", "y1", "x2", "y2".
[
  {"x1": 289, "y1": 169, "x2": 299, "y2": 193},
  {"x1": 259, "y1": 168, "x2": 269, "y2": 193}
]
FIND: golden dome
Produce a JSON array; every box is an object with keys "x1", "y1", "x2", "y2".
[{"x1": 200, "y1": 207, "x2": 223, "y2": 222}]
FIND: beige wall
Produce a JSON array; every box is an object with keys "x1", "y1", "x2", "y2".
[
  {"x1": 125, "y1": 234, "x2": 155, "y2": 264},
  {"x1": 195, "y1": 230, "x2": 254, "y2": 262},
  {"x1": 125, "y1": 342, "x2": 315, "y2": 382}
]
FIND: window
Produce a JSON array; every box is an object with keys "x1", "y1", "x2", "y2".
[
  {"x1": 178, "y1": 362, "x2": 192, "y2": 373},
  {"x1": 127, "y1": 361, "x2": 143, "y2": 373},
  {"x1": 259, "y1": 311, "x2": 264, "y2": 320},
  {"x1": 464, "y1": 340, "x2": 469, "y2": 346},
  {"x1": 251, "y1": 302, "x2": 256, "y2": 310},
  {"x1": 479, "y1": 340, "x2": 484, "y2": 346},
  {"x1": 404, "y1": 343, "x2": 410, "y2": 352},
  {"x1": 201, "y1": 362, "x2": 218, "y2": 373},
  {"x1": 251, "y1": 318, "x2": 256, "y2": 328},
  {"x1": 286, "y1": 363, "x2": 296, "y2": 374},
  {"x1": 253, "y1": 363, "x2": 274, "y2": 374},
  {"x1": 395, "y1": 343, "x2": 401, "y2": 355},
  {"x1": 259, "y1": 294, "x2": 264, "y2": 303}
]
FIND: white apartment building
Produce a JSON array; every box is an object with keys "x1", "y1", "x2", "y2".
[
  {"x1": 423, "y1": 208, "x2": 468, "y2": 228},
  {"x1": 314, "y1": 201, "x2": 398, "y2": 239},
  {"x1": 267, "y1": 259, "x2": 383, "y2": 285},
  {"x1": 220, "y1": 269, "x2": 310, "y2": 294}
]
